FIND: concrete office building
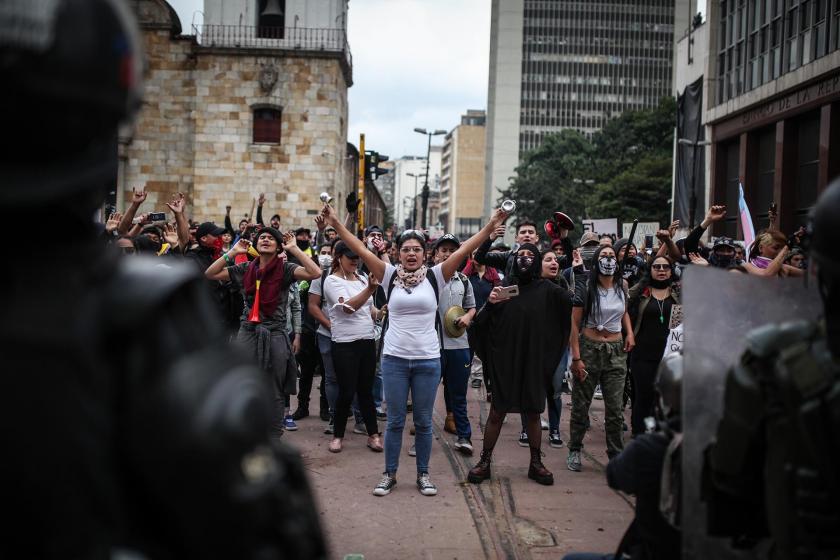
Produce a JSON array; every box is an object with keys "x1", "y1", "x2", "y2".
[
  {"x1": 674, "y1": 0, "x2": 840, "y2": 238},
  {"x1": 439, "y1": 110, "x2": 487, "y2": 238},
  {"x1": 484, "y1": 0, "x2": 689, "y2": 215},
  {"x1": 390, "y1": 149, "x2": 442, "y2": 229}
]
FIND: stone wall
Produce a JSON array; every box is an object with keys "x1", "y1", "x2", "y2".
[{"x1": 122, "y1": 0, "x2": 349, "y2": 230}]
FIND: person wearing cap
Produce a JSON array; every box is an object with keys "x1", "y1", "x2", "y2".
[
  {"x1": 205, "y1": 227, "x2": 321, "y2": 439},
  {"x1": 322, "y1": 240, "x2": 385, "y2": 454},
  {"x1": 473, "y1": 220, "x2": 543, "y2": 286},
  {"x1": 294, "y1": 227, "x2": 314, "y2": 258},
  {"x1": 433, "y1": 234, "x2": 477, "y2": 456}
]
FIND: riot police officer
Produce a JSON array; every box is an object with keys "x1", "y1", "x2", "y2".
[
  {"x1": 0, "y1": 1, "x2": 325, "y2": 558},
  {"x1": 704, "y1": 178, "x2": 840, "y2": 560}
]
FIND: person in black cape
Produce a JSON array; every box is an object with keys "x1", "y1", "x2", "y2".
[{"x1": 468, "y1": 243, "x2": 572, "y2": 485}]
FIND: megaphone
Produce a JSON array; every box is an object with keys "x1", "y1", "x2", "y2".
[{"x1": 501, "y1": 199, "x2": 516, "y2": 213}]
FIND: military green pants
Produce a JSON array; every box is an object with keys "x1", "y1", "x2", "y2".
[{"x1": 569, "y1": 336, "x2": 627, "y2": 457}]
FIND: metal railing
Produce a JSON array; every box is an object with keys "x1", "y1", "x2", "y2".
[{"x1": 192, "y1": 24, "x2": 352, "y2": 68}]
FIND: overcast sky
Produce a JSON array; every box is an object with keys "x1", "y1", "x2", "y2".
[{"x1": 167, "y1": 0, "x2": 491, "y2": 160}]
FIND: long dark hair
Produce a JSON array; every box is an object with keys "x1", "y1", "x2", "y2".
[
  {"x1": 582, "y1": 245, "x2": 623, "y2": 325},
  {"x1": 633, "y1": 255, "x2": 674, "y2": 294}
]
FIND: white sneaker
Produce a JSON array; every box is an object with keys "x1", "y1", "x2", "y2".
[
  {"x1": 353, "y1": 422, "x2": 367, "y2": 435},
  {"x1": 540, "y1": 418, "x2": 549, "y2": 430},
  {"x1": 416, "y1": 473, "x2": 437, "y2": 496},
  {"x1": 373, "y1": 472, "x2": 396, "y2": 496},
  {"x1": 408, "y1": 443, "x2": 416, "y2": 457}
]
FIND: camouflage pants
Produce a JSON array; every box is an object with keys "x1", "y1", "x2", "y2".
[{"x1": 569, "y1": 336, "x2": 627, "y2": 457}]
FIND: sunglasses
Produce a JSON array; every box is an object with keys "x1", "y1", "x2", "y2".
[{"x1": 651, "y1": 264, "x2": 671, "y2": 271}]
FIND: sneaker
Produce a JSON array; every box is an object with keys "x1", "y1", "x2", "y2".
[
  {"x1": 454, "y1": 437, "x2": 474, "y2": 456},
  {"x1": 594, "y1": 386, "x2": 603, "y2": 400},
  {"x1": 353, "y1": 422, "x2": 367, "y2": 435},
  {"x1": 567, "y1": 450, "x2": 582, "y2": 472},
  {"x1": 323, "y1": 422, "x2": 334, "y2": 435},
  {"x1": 471, "y1": 377, "x2": 482, "y2": 388},
  {"x1": 408, "y1": 443, "x2": 416, "y2": 457},
  {"x1": 291, "y1": 407, "x2": 309, "y2": 421},
  {"x1": 416, "y1": 473, "x2": 438, "y2": 496},
  {"x1": 540, "y1": 418, "x2": 549, "y2": 430},
  {"x1": 284, "y1": 415, "x2": 298, "y2": 431},
  {"x1": 373, "y1": 472, "x2": 396, "y2": 496},
  {"x1": 518, "y1": 431, "x2": 529, "y2": 447},
  {"x1": 549, "y1": 431, "x2": 565, "y2": 448},
  {"x1": 376, "y1": 407, "x2": 387, "y2": 419}
]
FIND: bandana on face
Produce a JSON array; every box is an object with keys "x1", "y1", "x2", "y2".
[
  {"x1": 515, "y1": 243, "x2": 542, "y2": 284},
  {"x1": 598, "y1": 255, "x2": 617, "y2": 276}
]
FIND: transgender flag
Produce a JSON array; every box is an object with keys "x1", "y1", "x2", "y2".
[{"x1": 738, "y1": 182, "x2": 756, "y2": 251}]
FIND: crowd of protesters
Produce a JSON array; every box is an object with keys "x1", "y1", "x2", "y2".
[{"x1": 105, "y1": 188, "x2": 814, "y2": 496}]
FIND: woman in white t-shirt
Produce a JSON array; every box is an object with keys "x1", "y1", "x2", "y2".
[
  {"x1": 324, "y1": 240, "x2": 384, "y2": 454},
  {"x1": 320, "y1": 203, "x2": 509, "y2": 498}
]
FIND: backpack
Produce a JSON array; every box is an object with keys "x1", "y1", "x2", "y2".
[{"x1": 379, "y1": 268, "x2": 445, "y2": 357}]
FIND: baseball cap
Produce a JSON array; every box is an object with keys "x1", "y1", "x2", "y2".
[
  {"x1": 713, "y1": 236, "x2": 737, "y2": 250},
  {"x1": 333, "y1": 240, "x2": 358, "y2": 258},
  {"x1": 195, "y1": 222, "x2": 225, "y2": 240},
  {"x1": 364, "y1": 225, "x2": 383, "y2": 237},
  {"x1": 434, "y1": 233, "x2": 461, "y2": 250},
  {"x1": 579, "y1": 231, "x2": 600, "y2": 246},
  {"x1": 295, "y1": 227, "x2": 311, "y2": 236}
]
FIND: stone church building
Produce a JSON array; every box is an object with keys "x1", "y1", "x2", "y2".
[{"x1": 121, "y1": 0, "x2": 353, "y2": 227}]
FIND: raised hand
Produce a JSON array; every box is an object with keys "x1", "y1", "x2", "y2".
[
  {"x1": 320, "y1": 203, "x2": 339, "y2": 228},
  {"x1": 489, "y1": 207, "x2": 509, "y2": 230},
  {"x1": 166, "y1": 193, "x2": 186, "y2": 214},
  {"x1": 229, "y1": 238, "x2": 251, "y2": 256},
  {"x1": 571, "y1": 249, "x2": 583, "y2": 268},
  {"x1": 314, "y1": 214, "x2": 327, "y2": 231},
  {"x1": 490, "y1": 225, "x2": 506, "y2": 240},
  {"x1": 131, "y1": 188, "x2": 147, "y2": 205},
  {"x1": 689, "y1": 252, "x2": 708, "y2": 266},
  {"x1": 655, "y1": 229, "x2": 671, "y2": 242},
  {"x1": 225, "y1": 205, "x2": 232, "y2": 215},
  {"x1": 668, "y1": 220, "x2": 680, "y2": 238},
  {"x1": 705, "y1": 205, "x2": 726, "y2": 223},
  {"x1": 258, "y1": 193, "x2": 266, "y2": 207},
  {"x1": 282, "y1": 231, "x2": 296, "y2": 251},
  {"x1": 105, "y1": 212, "x2": 122, "y2": 233},
  {"x1": 163, "y1": 223, "x2": 179, "y2": 246}
]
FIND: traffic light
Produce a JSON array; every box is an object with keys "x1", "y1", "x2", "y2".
[{"x1": 364, "y1": 151, "x2": 390, "y2": 182}]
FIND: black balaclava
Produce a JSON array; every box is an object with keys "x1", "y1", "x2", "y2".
[
  {"x1": 515, "y1": 243, "x2": 542, "y2": 285},
  {"x1": 296, "y1": 238, "x2": 310, "y2": 251},
  {"x1": 708, "y1": 250, "x2": 733, "y2": 268}
]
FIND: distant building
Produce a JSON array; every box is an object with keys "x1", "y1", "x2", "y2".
[
  {"x1": 121, "y1": 0, "x2": 352, "y2": 227},
  {"x1": 673, "y1": 0, "x2": 840, "y2": 237},
  {"x1": 439, "y1": 110, "x2": 487, "y2": 239},
  {"x1": 390, "y1": 149, "x2": 442, "y2": 229},
  {"x1": 484, "y1": 0, "x2": 688, "y2": 216}
]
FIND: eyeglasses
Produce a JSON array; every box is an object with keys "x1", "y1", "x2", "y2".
[
  {"x1": 400, "y1": 246, "x2": 424, "y2": 254},
  {"x1": 651, "y1": 264, "x2": 671, "y2": 271}
]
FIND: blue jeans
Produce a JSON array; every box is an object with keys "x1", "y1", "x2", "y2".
[
  {"x1": 318, "y1": 333, "x2": 361, "y2": 423},
  {"x1": 441, "y1": 348, "x2": 472, "y2": 439},
  {"x1": 381, "y1": 355, "x2": 441, "y2": 475}
]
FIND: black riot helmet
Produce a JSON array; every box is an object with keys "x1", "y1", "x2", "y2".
[
  {"x1": 809, "y1": 177, "x2": 840, "y2": 356},
  {"x1": 0, "y1": 0, "x2": 144, "y2": 207},
  {"x1": 655, "y1": 352, "x2": 684, "y2": 423}
]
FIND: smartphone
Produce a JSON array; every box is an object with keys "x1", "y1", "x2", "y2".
[
  {"x1": 496, "y1": 285, "x2": 520, "y2": 300},
  {"x1": 148, "y1": 211, "x2": 167, "y2": 222},
  {"x1": 644, "y1": 234, "x2": 654, "y2": 249}
]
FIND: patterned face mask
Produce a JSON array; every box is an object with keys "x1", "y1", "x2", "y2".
[{"x1": 598, "y1": 255, "x2": 617, "y2": 276}]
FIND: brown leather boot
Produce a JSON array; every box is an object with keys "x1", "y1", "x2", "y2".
[
  {"x1": 528, "y1": 447, "x2": 554, "y2": 485},
  {"x1": 467, "y1": 449, "x2": 493, "y2": 484},
  {"x1": 444, "y1": 412, "x2": 457, "y2": 434}
]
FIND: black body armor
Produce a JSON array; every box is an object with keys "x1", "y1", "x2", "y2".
[{"x1": 704, "y1": 319, "x2": 840, "y2": 560}]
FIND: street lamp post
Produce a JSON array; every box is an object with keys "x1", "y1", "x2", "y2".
[
  {"x1": 678, "y1": 138, "x2": 712, "y2": 228},
  {"x1": 413, "y1": 127, "x2": 447, "y2": 229},
  {"x1": 406, "y1": 172, "x2": 425, "y2": 229}
]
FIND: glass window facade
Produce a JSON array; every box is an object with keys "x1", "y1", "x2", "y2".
[
  {"x1": 518, "y1": 0, "x2": 675, "y2": 152},
  {"x1": 717, "y1": 0, "x2": 840, "y2": 104}
]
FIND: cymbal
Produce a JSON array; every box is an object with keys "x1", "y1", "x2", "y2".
[{"x1": 444, "y1": 305, "x2": 467, "y2": 338}]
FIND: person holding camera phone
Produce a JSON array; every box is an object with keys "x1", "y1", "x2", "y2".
[
  {"x1": 567, "y1": 244, "x2": 635, "y2": 473},
  {"x1": 468, "y1": 243, "x2": 573, "y2": 486}
]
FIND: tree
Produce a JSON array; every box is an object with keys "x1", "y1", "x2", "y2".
[
  {"x1": 500, "y1": 129, "x2": 594, "y2": 224},
  {"x1": 500, "y1": 97, "x2": 676, "y2": 233}
]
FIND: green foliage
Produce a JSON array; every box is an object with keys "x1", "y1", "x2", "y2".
[{"x1": 500, "y1": 97, "x2": 676, "y2": 233}]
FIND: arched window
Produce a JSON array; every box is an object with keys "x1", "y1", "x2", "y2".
[{"x1": 253, "y1": 107, "x2": 281, "y2": 144}]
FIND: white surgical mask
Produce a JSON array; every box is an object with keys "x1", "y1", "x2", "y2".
[{"x1": 318, "y1": 255, "x2": 332, "y2": 269}]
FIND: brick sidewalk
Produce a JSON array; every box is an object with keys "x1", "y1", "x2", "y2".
[{"x1": 286, "y1": 375, "x2": 633, "y2": 560}]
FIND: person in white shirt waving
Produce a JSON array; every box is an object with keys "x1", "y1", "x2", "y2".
[{"x1": 320, "y1": 203, "x2": 510, "y2": 498}]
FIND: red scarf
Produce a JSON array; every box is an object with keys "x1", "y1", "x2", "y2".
[
  {"x1": 463, "y1": 259, "x2": 501, "y2": 286},
  {"x1": 243, "y1": 254, "x2": 286, "y2": 319}
]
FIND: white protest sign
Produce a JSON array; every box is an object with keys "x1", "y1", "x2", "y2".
[
  {"x1": 663, "y1": 304, "x2": 684, "y2": 358},
  {"x1": 622, "y1": 222, "x2": 659, "y2": 246},
  {"x1": 581, "y1": 218, "x2": 618, "y2": 236}
]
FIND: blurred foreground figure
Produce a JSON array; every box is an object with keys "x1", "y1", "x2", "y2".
[
  {"x1": 0, "y1": 1, "x2": 325, "y2": 558},
  {"x1": 704, "y1": 178, "x2": 840, "y2": 560}
]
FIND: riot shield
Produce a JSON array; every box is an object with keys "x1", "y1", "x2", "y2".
[{"x1": 682, "y1": 266, "x2": 822, "y2": 559}]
